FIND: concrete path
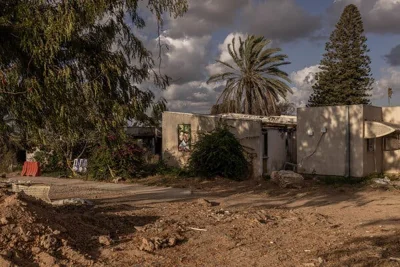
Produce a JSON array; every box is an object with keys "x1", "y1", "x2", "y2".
[{"x1": 7, "y1": 176, "x2": 197, "y2": 205}]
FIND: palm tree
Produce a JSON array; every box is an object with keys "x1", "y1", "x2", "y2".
[{"x1": 207, "y1": 35, "x2": 292, "y2": 116}]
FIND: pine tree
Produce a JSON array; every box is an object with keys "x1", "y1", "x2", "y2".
[{"x1": 308, "y1": 4, "x2": 374, "y2": 107}]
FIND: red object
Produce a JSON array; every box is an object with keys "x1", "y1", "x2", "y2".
[
  {"x1": 21, "y1": 162, "x2": 28, "y2": 176},
  {"x1": 21, "y1": 162, "x2": 41, "y2": 177}
]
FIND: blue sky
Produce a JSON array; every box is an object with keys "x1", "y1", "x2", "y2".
[{"x1": 143, "y1": 0, "x2": 400, "y2": 113}]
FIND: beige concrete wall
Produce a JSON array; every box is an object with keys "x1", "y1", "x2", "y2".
[
  {"x1": 349, "y1": 105, "x2": 365, "y2": 177},
  {"x1": 162, "y1": 112, "x2": 264, "y2": 179},
  {"x1": 297, "y1": 105, "x2": 365, "y2": 177},
  {"x1": 382, "y1": 107, "x2": 400, "y2": 173},
  {"x1": 363, "y1": 105, "x2": 383, "y2": 175},
  {"x1": 266, "y1": 129, "x2": 287, "y2": 173},
  {"x1": 162, "y1": 112, "x2": 199, "y2": 168},
  {"x1": 222, "y1": 118, "x2": 263, "y2": 178}
]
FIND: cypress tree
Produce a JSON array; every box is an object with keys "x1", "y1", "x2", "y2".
[{"x1": 308, "y1": 4, "x2": 374, "y2": 107}]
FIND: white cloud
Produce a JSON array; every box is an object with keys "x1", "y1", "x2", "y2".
[
  {"x1": 166, "y1": 0, "x2": 248, "y2": 38},
  {"x1": 373, "y1": 67, "x2": 400, "y2": 100},
  {"x1": 206, "y1": 32, "x2": 247, "y2": 77},
  {"x1": 157, "y1": 35, "x2": 212, "y2": 84},
  {"x1": 371, "y1": 0, "x2": 400, "y2": 11},
  {"x1": 163, "y1": 81, "x2": 223, "y2": 114},
  {"x1": 240, "y1": 0, "x2": 321, "y2": 42},
  {"x1": 165, "y1": 0, "x2": 321, "y2": 42},
  {"x1": 288, "y1": 65, "x2": 321, "y2": 107}
]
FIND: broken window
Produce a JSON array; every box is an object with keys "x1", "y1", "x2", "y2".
[{"x1": 367, "y1": 138, "x2": 375, "y2": 152}]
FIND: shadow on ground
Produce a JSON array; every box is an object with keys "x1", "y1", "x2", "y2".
[{"x1": 321, "y1": 230, "x2": 400, "y2": 266}]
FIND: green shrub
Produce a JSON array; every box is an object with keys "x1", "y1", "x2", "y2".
[
  {"x1": 87, "y1": 145, "x2": 114, "y2": 180},
  {"x1": 113, "y1": 141, "x2": 146, "y2": 178},
  {"x1": 151, "y1": 161, "x2": 194, "y2": 177},
  {"x1": 0, "y1": 147, "x2": 16, "y2": 173},
  {"x1": 188, "y1": 125, "x2": 249, "y2": 180},
  {"x1": 33, "y1": 150, "x2": 64, "y2": 173},
  {"x1": 88, "y1": 138, "x2": 146, "y2": 180}
]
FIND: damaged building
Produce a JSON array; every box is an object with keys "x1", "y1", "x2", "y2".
[{"x1": 162, "y1": 112, "x2": 297, "y2": 179}]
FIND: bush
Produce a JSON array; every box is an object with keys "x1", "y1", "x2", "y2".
[
  {"x1": 33, "y1": 150, "x2": 64, "y2": 173},
  {"x1": 150, "y1": 161, "x2": 194, "y2": 177},
  {"x1": 188, "y1": 126, "x2": 249, "y2": 180},
  {"x1": 88, "y1": 139, "x2": 146, "y2": 180},
  {"x1": 113, "y1": 141, "x2": 146, "y2": 178},
  {"x1": 0, "y1": 147, "x2": 17, "y2": 173}
]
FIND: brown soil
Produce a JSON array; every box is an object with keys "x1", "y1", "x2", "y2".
[{"x1": 1, "y1": 176, "x2": 400, "y2": 267}]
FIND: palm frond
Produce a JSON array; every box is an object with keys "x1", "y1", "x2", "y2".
[{"x1": 208, "y1": 35, "x2": 292, "y2": 115}]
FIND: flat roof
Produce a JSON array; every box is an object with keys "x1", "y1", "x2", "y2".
[{"x1": 163, "y1": 111, "x2": 297, "y2": 126}]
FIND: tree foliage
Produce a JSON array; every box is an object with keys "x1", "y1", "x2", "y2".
[
  {"x1": 188, "y1": 126, "x2": 249, "y2": 180},
  {"x1": 0, "y1": 0, "x2": 187, "y2": 166},
  {"x1": 207, "y1": 35, "x2": 292, "y2": 116},
  {"x1": 308, "y1": 4, "x2": 373, "y2": 106},
  {"x1": 89, "y1": 137, "x2": 146, "y2": 180}
]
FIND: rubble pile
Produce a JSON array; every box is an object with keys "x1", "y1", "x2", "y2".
[{"x1": 0, "y1": 189, "x2": 118, "y2": 266}]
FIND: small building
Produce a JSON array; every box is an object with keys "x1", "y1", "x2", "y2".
[
  {"x1": 297, "y1": 105, "x2": 400, "y2": 177},
  {"x1": 162, "y1": 111, "x2": 297, "y2": 179}
]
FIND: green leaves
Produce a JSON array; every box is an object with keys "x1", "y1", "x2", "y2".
[
  {"x1": 207, "y1": 35, "x2": 292, "y2": 116},
  {"x1": 308, "y1": 4, "x2": 373, "y2": 107},
  {"x1": 0, "y1": 0, "x2": 187, "y2": 162},
  {"x1": 188, "y1": 126, "x2": 249, "y2": 180}
]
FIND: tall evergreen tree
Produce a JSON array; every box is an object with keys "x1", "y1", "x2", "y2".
[{"x1": 308, "y1": 4, "x2": 374, "y2": 107}]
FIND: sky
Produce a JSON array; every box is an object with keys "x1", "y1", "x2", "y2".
[{"x1": 138, "y1": 0, "x2": 400, "y2": 114}]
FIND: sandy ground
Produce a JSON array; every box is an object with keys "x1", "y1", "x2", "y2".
[{"x1": 4, "y1": 175, "x2": 400, "y2": 267}]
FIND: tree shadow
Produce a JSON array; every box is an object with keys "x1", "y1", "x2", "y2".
[
  {"x1": 321, "y1": 232, "x2": 400, "y2": 266},
  {"x1": 12, "y1": 202, "x2": 159, "y2": 266}
]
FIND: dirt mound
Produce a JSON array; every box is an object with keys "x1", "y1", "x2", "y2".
[{"x1": 0, "y1": 189, "x2": 135, "y2": 267}]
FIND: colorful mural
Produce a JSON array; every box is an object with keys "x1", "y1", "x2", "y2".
[{"x1": 178, "y1": 124, "x2": 191, "y2": 152}]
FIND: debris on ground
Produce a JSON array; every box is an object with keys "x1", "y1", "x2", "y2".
[
  {"x1": 0, "y1": 189, "x2": 133, "y2": 266},
  {"x1": 139, "y1": 236, "x2": 183, "y2": 252},
  {"x1": 112, "y1": 177, "x2": 126, "y2": 184},
  {"x1": 196, "y1": 198, "x2": 213, "y2": 207},
  {"x1": 2, "y1": 175, "x2": 400, "y2": 266},
  {"x1": 371, "y1": 176, "x2": 400, "y2": 189},
  {"x1": 51, "y1": 198, "x2": 93, "y2": 206},
  {"x1": 195, "y1": 198, "x2": 219, "y2": 207},
  {"x1": 98, "y1": 235, "x2": 113, "y2": 246},
  {"x1": 271, "y1": 170, "x2": 304, "y2": 188},
  {"x1": 0, "y1": 173, "x2": 6, "y2": 179},
  {"x1": 372, "y1": 177, "x2": 391, "y2": 185}
]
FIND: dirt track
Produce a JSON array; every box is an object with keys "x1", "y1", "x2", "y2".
[{"x1": 3, "y1": 175, "x2": 400, "y2": 266}]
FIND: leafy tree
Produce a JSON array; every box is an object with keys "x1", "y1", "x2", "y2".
[
  {"x1": 308, "y1": 4, "x2": 373, "y2": 106},
  {"x1": 0, "y1": 0, "x2": 187, "y2": 167},
  {"x1": 207, "y1": 35, "x2": 292, "y2": 116}
]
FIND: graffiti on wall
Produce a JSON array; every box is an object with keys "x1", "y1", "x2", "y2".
[{"x1": 178, "y1": 124, "x2": 191, "y2": 152}]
